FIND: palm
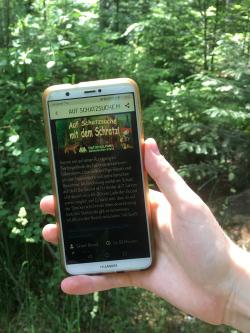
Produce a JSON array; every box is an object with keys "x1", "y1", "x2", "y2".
[{"x1": 129, "y1": 190, "x2": 231, "y2": 325}]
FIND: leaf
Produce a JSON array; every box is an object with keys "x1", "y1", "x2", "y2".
[
  {"x1": 12, "y1": 149, "x2": 22, "y2": 156},
  {"x1": 216, "y1": 85, "x2": 234, "y2": 92},
  {"x1": 46, "y1": 61, "x2": 55, "y2": 69},
  {"x1": 9, "y1": 134, "x2": 19, "y2": 143},
  {"x1": 121, "y1": 23, "x2": 143, "y2": 37}
]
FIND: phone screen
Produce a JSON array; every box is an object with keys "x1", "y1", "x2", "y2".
[{"x1": 48, "y1": 92, "x2": 150, "y2": 264}]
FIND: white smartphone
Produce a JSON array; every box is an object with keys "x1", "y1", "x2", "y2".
[{"x1": 42, "y1": 78, "x2": 152, "y2": 275}]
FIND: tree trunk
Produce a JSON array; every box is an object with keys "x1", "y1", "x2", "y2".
[
  {"x1": 114, "y1": 0, "x2": 120, "y2": 32},
  {"x1": 99, "y1": 0, "x2": 111, "y2": 30},
  {"x1": 198, "y1": 0, "x2": 209, "y2": 71},
  {"x1": 2, "y1": 0, "x2": 10, "y2": 49},
  {"x1": 210, "y1": 0, "x2": 220, "y2": 71},
  {"x1": 140, "y1": 0, "x2": 151, "y2": 15}
]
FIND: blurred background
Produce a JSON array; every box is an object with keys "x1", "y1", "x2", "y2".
[{"x1": 0, "y1": 0, "x2": 250, "y2": 332}]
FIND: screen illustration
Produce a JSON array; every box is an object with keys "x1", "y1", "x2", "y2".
[{"x1": 55, "y1": 113, "x2": 134, "y2": 157}]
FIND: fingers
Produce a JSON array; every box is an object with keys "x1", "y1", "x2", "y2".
[
  {"x1": 41, "y1": 191, "x2": 161, "y2": 246},
  {"x1": 42, "y1": 223, "x2": 58, "y2": 245},
  {"x1": 40, "y1": 191, "x2": 161, "y2": 217},
  {"x1": 40, "y1": 195, "x2": 55, "y2": 216},
  {"x1": 149, "y1": 189, "x2": 164, "y2": 206},
  {"x1": 145, "y1": 138, "x2": 202, "y2": 209},
  {"x1": 61, "y1": 272, "x2": 133, "y2": 295},
  {"x1": 40, "y1": 196, "x2": 58, "y2": 244}
]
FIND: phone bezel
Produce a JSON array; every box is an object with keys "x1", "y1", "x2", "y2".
[{"x1": 42, "y1": 78, "x2": 152, "y2": 275}]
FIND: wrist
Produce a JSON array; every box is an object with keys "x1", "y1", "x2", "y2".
[{"x1": 224, "y1": 243, "x2": 250, "y2": 332}]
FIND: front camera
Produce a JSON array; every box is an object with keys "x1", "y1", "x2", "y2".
[{"x1": 65, "y1": 92, "x2": 70, "y2": 96}]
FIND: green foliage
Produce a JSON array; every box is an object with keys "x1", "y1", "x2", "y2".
[
  {"x1": 0, "y1": 236, "x2": 237, "y2": 333},
  {"x1": 0, "y1": 0, "x2": 249, "y2": 331},
  {"x1": 144, "y1": 53, "x2": 250, "y2": 198}
]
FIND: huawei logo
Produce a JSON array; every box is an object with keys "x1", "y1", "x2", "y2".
[{"x1": 100, "y1": 264, "x2": 118, "y2": 269}]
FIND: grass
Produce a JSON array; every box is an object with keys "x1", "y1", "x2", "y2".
[{"x1": 0, "y1": 236, "x2": 239, "y2": 333}]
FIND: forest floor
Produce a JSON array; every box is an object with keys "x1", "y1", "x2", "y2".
[{"x1": 228, "y1": 223, "x2": 250, "y2": 251}]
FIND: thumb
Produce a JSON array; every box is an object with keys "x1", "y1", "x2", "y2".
[
  {"x1": 144, "y1": 138, "x2": 200, "y2": 208},
  {"x1": 61, "y1": 273, "x2": 133, "y2": 295}
]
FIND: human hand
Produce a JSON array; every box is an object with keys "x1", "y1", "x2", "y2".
[{"x1": 40, "y1": 138, "x2": 242, "y2": 326}]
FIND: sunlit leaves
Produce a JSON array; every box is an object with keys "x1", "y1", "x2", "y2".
[
  {"x1": 46, "y1": 60, "x2": 55, "y2": 69},
  {"x1": 77, "y1": 10, "x2": 98, "y2": 25},
  {"x1": 8, "y1": 134, "x2": 19, "y2": 143},
  {"x1": 204, "y1": 107, "x2": 250, "y2": 120},
  {"x1": 179, "y1": 142, "x2": 218, "y2": 156},
  {"x1": 206, "y1": 6, "x2": 216, "y2": 17}
]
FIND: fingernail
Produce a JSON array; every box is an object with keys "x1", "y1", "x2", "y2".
[
  {"x1": 61, "y1": 277, "x2": 78, "y2": 292},
  {"x1": 148, "y1": 138, "x2": 161, "y2": 156}
]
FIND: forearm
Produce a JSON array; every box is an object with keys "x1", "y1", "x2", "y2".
[{"x1": 224, "y1": 244, "x2": 250, "y2": 332}]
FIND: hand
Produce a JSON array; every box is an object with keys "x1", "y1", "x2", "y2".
[{"x1": 40, "y1": 138, "x2": 238, "y2": 326}]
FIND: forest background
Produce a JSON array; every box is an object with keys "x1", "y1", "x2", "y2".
[{"x1": 0, "y1": 0, "x2": 250, "y2": 332}]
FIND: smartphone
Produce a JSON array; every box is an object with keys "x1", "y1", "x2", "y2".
[{"x1": 42, "y1": 78, "x2": 152, "y2": 275}]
